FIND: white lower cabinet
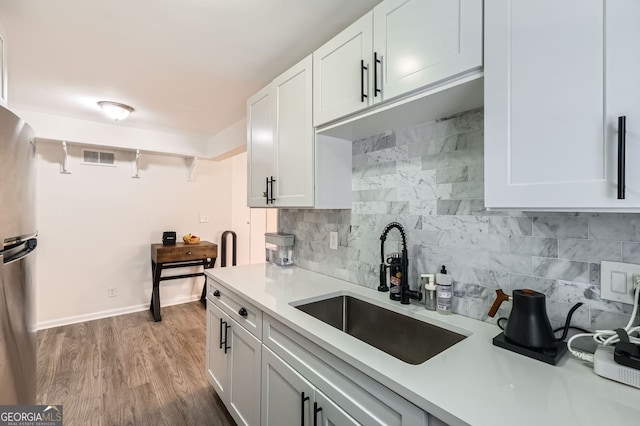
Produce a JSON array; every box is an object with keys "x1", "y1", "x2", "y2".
[
  {"x1": 261, "y1": 345, "x2": 315, "y2": 425},
  {"x1": 206, "y1": 301, "x2": 261, "y2": 426},
  {"x1": 262, "y1": 314, "x2": 430, "y2": 426},
  {"x1": 314, "y1": 388, "x2": 360, "y2": 426},
  {"x1": 207, "y1": 281, "x2": 436, "y2": 426},
  {"x1": 206, "y1": 301, "x2": 228, "y2": 395},
  {"x1": 262, "y1": 346, "x2": 359, "y2": 426}
]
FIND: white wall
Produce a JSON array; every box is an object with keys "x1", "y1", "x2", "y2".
[
  {"x1": 35, "y1": 141, "x2": 232, "y2": 328},
  {"x1": 207, "y1": 117, "x2": 247, "y2": 160}
]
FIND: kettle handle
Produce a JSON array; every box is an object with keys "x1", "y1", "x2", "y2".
[{"x1": 488, "y1": 289, "x2": 510, "y2": 317}]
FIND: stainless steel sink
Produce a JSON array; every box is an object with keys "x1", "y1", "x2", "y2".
[{"x1": 294, "y1": 295, "x2": 466, "y2": 365}]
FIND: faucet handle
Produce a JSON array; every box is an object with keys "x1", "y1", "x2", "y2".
[{"x1": 377, "y1": 263, "x2": 389, "y2": 292}]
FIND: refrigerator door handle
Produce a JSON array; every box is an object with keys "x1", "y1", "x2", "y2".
[{"x1": 2, "y1": 238, "x2": 37, "y2": 265}]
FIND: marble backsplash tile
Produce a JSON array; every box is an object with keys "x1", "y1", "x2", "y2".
[{"x1": 279, "y1": 108, "x2": 638, "y2": 331}]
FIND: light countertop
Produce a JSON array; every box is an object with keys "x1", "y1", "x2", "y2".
[{"x1": 206, "y1": 264, "x2": 640, "y2": 426}]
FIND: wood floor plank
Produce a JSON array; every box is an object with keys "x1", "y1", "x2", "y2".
[
  {"x1": 36, "y1": 328, "x2": 66, "y2": 402},
  {"x1": 37, "y1": 302, "x2": 236, "y2": 426}
]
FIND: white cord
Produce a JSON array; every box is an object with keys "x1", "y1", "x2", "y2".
[
  {"x1": 567, "y1": 333, "x2": 596, "y2": 362},
  {"x1": 567, "y1": 278, "x2": 640, "y2": 363}
]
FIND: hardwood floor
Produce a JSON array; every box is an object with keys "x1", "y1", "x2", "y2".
[{"x1": 36, "y1": 302, "x2": 236, "y2": 426}]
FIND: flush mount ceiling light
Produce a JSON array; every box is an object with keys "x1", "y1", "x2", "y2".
[{"x1": 97, "y1": 101, "x2": 134, "y2": 122}]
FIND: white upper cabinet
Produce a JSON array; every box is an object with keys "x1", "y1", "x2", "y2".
[
  {"x1": 0, "y1": 21, "x2": 7, "y2": 108},
  {"x1": 272, "y1": 55, "x2": 314, "y2": 207},
  {"x1": 247, "y1": 55, "x2": 352, "y2": 209},
  {"x1": 313, "y1": 12, "x2": 373, "y2": 127},
  {"x1": 485, "y1": 0, "x2": 640, "y2": 210},
  {"x1": 373, "y1": 0, "x2": 483, "y2": 102},
  {"x1": 313, "y1": 0, "x2": 483, "y2": 128},
  {"x1": 247, "y1": 85, "x2": 274, "y2": 207}
]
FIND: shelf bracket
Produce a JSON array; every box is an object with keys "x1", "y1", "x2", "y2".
[
  {"x1": 188, "y1": 156, "x2": 197, "y2": 181},
  {"x1": 60, "y1": 141, "x2": 71, "y2": 174},
  {"x1": 132, "y1": 149, "x2": 141, "y2": 179}
]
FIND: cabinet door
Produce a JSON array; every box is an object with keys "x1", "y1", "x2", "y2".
[
  {"x1": 313, "y1": 12, "x2": 373, "y2": 126},
  {"x1": 261, "y1": 346, "x2": 315, "y2": 426},
  {"x1": 373, "y1": 0, "x2": 482, "y2": 102},
  {"x1": 485, "y1": 0, "x2": 640, "y2": 210},
  {"x1": 247, "y1": 84, "x2": 274, "y2": 207},
  {"x1": 206, "y1": 303, "x2": 228, "y2": 399},
  {"x1": 606, "y1": 0, "x2": 640, "y2": 206},
  {"x1": 314, "y1": 389, "x2": 360, "y2": 426},
  {"x1": 0, "y1": 21, "x2": 6, "y2": 108},
  {"x1": 272, "y1": 54, "x2": 314, "y2": 207},
  {"x1": 227, "y1": 318, "x2": 261, "y2": 426}
]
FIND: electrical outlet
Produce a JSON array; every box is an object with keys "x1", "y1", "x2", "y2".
[
  {"x1": 600, "y1": 261, "x2": 640, "y2": 304},
  {"x1": 108, "y1": 287, "x2": 117, "y2": 298},
  {"x1": 199, "y1": 213, "x2": 210, "y2": 223},
  {"x1": 329, "y1": 232, "x2": 338, "y2": 250}
]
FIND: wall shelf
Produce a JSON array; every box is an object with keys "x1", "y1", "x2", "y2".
[{"x1": 38, "y1": 138, "x2": 204, "y2": 181}]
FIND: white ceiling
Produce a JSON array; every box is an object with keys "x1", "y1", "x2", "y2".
[{"x1": 0, "y1": 0, "x2": 381, "y2": 138}]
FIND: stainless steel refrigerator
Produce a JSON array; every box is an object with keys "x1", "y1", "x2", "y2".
[{"x1": 0, "y1": 105, "x2": 37, "y2": 404}]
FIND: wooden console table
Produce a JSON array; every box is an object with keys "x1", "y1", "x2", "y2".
[{"x1": 150, "y1": 241, "x2": 217, "y2": 321}]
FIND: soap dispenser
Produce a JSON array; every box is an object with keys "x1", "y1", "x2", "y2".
[
  {"x1": 421, "y1": 274, "x2": 437, "y2": 311},
  {"x1": 436, "y1": 265, "x2": 452, "y2": 314}
]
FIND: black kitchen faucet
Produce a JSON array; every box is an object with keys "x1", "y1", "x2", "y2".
[{"x1": 379, "y1": 222, "x2": 423, "y2": 305}]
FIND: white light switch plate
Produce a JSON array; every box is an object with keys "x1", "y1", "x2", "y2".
[{"x1": 600, "y1": 261, "x2": 640, "y2": 304}]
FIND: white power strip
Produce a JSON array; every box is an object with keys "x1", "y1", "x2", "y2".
[{"x1": 593, "y1": 345, "x2": 640, "y2": 389}]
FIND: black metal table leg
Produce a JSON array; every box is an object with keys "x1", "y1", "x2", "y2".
[
  {"x1": 150, "y1": 260, "x2": 155, "y2": 311},
  {"x1": 200, "y1": 257, "x2": 217, "y2": 307},
  {"x1": 200, "y1": 276, "x2": 208, "y2": 307},
  {"x1": 151, "y1": 261, "x2": 162, "y2": 321}
]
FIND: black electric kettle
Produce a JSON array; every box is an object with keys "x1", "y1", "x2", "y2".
[{"x1": 488, "y1": 289, "x2": 582, "y2": 350}]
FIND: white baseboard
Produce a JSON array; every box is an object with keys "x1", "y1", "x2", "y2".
[{"x1": 35, "y1": 294, "x2": 202, "y2": 330}]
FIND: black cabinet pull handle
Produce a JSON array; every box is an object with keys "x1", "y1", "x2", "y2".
[
  {"x1": 313, "y1": 402, "x2": 322, "y2": 426},
  {"x1": 374, "y1": 52, "x2": 381, "y2": 97},
  {"x1": 267, "y1": 176, "x2": 276, "y2": 204},
  {"x1": 238, "y1": 307, "x2": 248, "y2": 317},
  {"x1": 223, "y1": 322, "x2": 231, "y2": 354},
  {"x1": 300, "y1": 392, "x2": 309, "y2": 426},
  {"x1": 265, "y1": 177, "x2": 270, "y2": 204},
  {"x1": 618, "y1": 116, "x2": 627, "y2": 200},
  {"x1": 272, "y1": 175, "x2": 276, "y2": 200},
  {"x1": 218, "y1": 317, "x2": 224, "y2": 349},
  {"x1": 360, "y1": 60, "x2": 368, "y2": 103},
  {"x1": 213, "y1": 289, "x2": 220, "y2": 297}
]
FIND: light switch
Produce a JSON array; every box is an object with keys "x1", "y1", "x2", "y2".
[{"x1": 601, "y1": 261, "x2": 639, "y2": 304}]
